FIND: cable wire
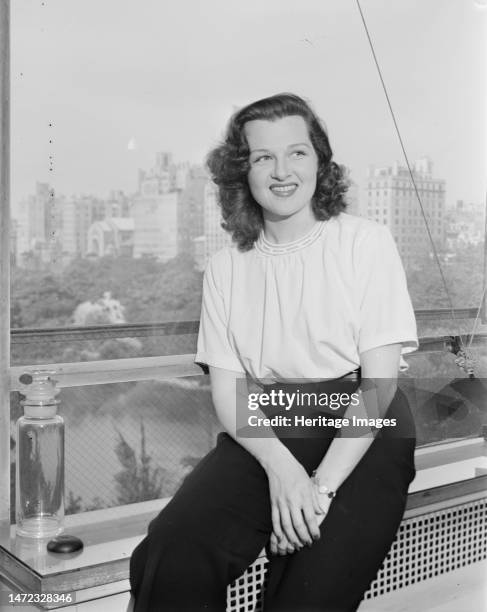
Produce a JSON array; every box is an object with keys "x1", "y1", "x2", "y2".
[{"x1": 355, "y1": 0, "x2": 470, "y2": 355}]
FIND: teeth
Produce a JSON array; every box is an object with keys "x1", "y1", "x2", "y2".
[{"x1": 271, "y1": 185, "x2": 296, "y2": 193}]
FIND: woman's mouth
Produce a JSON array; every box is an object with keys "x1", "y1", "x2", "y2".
[{"x1": 269, "y1": 184, "x2": 298, "y2": 197}]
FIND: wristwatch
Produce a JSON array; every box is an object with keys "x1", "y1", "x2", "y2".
[{"x1": 311, "y1": 470, "x2": 337, "y2": 499}]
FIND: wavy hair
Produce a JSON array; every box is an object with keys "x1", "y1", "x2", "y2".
[{"x1": 206, "y1": 93, "x2": 350, "y2": 251}]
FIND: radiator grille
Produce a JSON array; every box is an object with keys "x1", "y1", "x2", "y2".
[
  {"x1": 227, "y1": 557, "x2": 267, "y2": 612},
  {"x1": 227, "y1": 497, "x2": 487, "y2": 611},
  {"x1": 365, "y1": 497, "x2": 487, "y2": 598}
]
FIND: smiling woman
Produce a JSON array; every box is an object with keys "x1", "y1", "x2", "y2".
[{"x1": 129, "y1": 93, "x2": 419, "y2": 612}]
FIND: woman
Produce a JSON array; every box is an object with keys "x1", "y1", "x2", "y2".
[{"x1": 130, "y1": 93, "x2": 418, "y2": 611}]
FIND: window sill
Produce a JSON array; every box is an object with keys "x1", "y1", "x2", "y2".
[
  {"x1": 0, "y1": 500, "x2": 168, "y2": 609},
  {"x1": 0, "y1": 438, "x2": 486, "y2": 609}
]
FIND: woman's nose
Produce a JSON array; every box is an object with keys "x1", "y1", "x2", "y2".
[{"x1": 271, "y1": 156, "x2": 290, "y2": 180}]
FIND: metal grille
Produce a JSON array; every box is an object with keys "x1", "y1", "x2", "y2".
[
  {"x1": 365, "y1": 497, "x2": 487, "y2": 598},
  {"x1": 227, "y1": 555, "x2": 267, "y2": 612},
  {"x1": 227, "y1": 496, "x2": 487, "y2": 611}
]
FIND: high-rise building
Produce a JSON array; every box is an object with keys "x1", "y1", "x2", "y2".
[
  {"x1": 132, "y1": 153, "x2": 180, "y2": 261},
  {"x1": 60, "y1": 195, "x2": 107, "y2": 259},
  {"x1": 16, "y1": 182, "x2": 63, "y2": 267},
  {"x1": 104, "y1": 190, "x2": 132, "y2": 219},
  {"x1": 177, "y1": 166, "x2": 206, "y2": 258},
  {"x1": 194, "y1": 181, "x2": 231, "y2": 271},
  {"x1": 364, "y1": 157, "x2": 445, "y2": 266},
  {"x1": 16, "y1": 182, "x2": 48, "y2": 257}
]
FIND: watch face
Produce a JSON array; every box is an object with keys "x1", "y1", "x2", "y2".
[{"x1": 318, "y1": 486, "x2": 335, "y2": 498}]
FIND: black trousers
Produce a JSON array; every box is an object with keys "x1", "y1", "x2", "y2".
[{"x1": 130, "y1": 383, "x2": 416, "y2": 612}]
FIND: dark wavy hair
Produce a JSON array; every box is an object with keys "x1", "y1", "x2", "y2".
[{"x1": 206, "y1": 93, "x2": 350, "y2": 251}]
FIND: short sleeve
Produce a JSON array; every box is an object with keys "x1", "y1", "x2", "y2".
[
  {"x1": 355, "y1": 225, "x2": 418, "y2": 357},
  {"x1": 194, "y1": 254, "x2": 246, "y2": 373}
]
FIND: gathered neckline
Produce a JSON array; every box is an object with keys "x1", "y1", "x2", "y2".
[{"x1": 255, "y1": 220, "x2": 326, "y2": 256}]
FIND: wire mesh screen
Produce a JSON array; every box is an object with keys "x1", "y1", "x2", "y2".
[
  {"x1": 227, "y1": 496, "x2": 487, "y2": 611},
  {"x1": 365, "y1": 497, "x2": 487, "y2": 598},
  {"x1": 227, "y1": 555, "x2": 267, "y2": 612},
  {"x1": 9, "y1": 376, "x2": 221, "y2": 519}
]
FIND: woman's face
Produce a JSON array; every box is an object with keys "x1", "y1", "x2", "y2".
[{"x1": 245, "y1": 115, "x2": 318, "y2": 221}]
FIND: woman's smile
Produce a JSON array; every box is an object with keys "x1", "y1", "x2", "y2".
[{"x1": 269, "y1": 183, "x2": 299, "y2": 197}]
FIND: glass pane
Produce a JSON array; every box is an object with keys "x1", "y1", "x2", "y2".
[
  {"x1": 10, "y1": 377, "x2": 221, "y2": 519},
  {"x1": 11, "y1": 1, "x2": 485, "y2": 355},
  {"x1": 9, "y1": 370, "x2": 487, "y2": 523}
]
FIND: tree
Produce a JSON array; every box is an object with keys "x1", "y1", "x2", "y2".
[
  {"x1": 65, "y1": 490, "x2": 83, "y2": 515},
  {"x1": 113, "y1": 419, "x2": 166, "y2": 504},
  {"x1": 11, "y1": 252, "x2": 203, "y2": 366},
  {"x1": 65, "y1": 491, "x2": 106, "y2": 514}
]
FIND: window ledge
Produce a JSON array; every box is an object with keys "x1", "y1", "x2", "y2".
[
  {"x1": 0, "y1": 500, "x2": 169, "y2": 609},
  {"x1": 1, "y1": 439, "x2": 487, "y2": 609}
]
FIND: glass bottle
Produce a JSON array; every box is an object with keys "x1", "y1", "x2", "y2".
[{"x1": 16, "y1": 370, "x2": 64, "y2": 538}]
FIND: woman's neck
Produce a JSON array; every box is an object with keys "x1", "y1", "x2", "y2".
[{"x1": 262, "y1": 208, "x2": 318, "y2": 244}]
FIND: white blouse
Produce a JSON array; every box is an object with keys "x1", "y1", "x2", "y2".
[{"x1": 195, "y1": 213, "x2": 418, "y2": 381}]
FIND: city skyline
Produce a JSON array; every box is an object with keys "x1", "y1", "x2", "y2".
[
  {"x1": 12, "y1": 148, "x2": 482, "y2": 275},
  {"x1": 10, "y1": 0, "x2": 485, "y2": 213}
]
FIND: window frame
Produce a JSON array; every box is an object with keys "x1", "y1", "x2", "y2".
[{"x1": 0, "y1": 0, "x2": 10, "y2": 528}]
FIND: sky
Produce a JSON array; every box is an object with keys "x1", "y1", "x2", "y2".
[{"x1": 10, "y1": 0, "x2": 486, "y2": 212}]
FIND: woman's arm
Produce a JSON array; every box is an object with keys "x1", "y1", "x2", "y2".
[
  {"x1": 209, "y1": 365, "x2": 324, "y2": 551},
  {"x1": 311, "y1": 343, "x2": 402, "y2": 523}
]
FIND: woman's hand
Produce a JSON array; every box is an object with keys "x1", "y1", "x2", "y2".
[
  {"x1": 265, "y1": 460, "x2": 325, "y2": 550},
  {"x1": 269, "y1": 478, "x2": 331, "y2": 555},
  {"x1": 269, "y1": 530, "x2": 299, "y2": 556}
]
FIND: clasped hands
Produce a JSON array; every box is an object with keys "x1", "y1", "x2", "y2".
[{"x1": 266, "y1": 461, "x2": 333, "y2": 557}]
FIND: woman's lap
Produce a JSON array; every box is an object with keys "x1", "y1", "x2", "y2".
[{"x1": 130, "y1": 389, "x2": 416, "y2": 611}]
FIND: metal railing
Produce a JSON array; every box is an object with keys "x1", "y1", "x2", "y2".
[{"x1": 9, "y1": 308, "x2": 482, "y2": 345}]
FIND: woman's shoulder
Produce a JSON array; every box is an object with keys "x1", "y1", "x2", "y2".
[
  {"x1": 323, "y1": 214, "x2": 399, "y2": 267},
  {"x1": 330, "y1": 212, "x2": 384, "y2": 234},
  {"x1": 328, "y1": 212, "x2": 393, "y2": 245}
]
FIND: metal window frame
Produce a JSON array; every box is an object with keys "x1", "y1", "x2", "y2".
[
  {"x1": 7, "y1": 331, "x2": 487, "y2": 393},
  {"x1": 0, "y1": 0, "x2": 10, "y2": 533}
]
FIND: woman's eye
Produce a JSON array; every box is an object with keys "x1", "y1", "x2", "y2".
[
  {"x1": 253, "y1": 155, "x2": 272, "y2": 163},
  {"x1": 291, "y1": 150, "x2": 307, "y2": 158}
]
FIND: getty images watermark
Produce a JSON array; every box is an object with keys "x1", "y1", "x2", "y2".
[{"x1": 234, "y1": 377, "x2": 483, "y2": 439}]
